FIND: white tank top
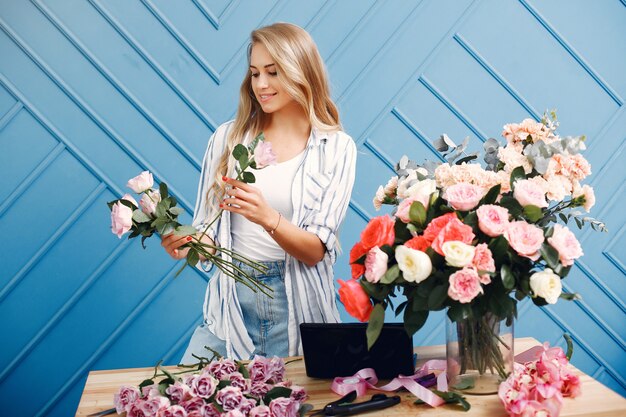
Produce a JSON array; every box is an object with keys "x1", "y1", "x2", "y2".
[{"x1": 231, "y1": 150, "x2": 306, "y2": 261}]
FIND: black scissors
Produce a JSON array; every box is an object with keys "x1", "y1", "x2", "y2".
[
  {"x1": 87, "y1": 407, "x2": 116, "y2": 417},
  {"x1": 310, "y1": 391, "x2": 401, "y2": 416}
]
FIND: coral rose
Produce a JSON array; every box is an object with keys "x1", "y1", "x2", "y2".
[
  {"x1": 360, "y1": 215, "x2": 395, "y2": 251},
  {"x1": 349, "y1": 242, "x2": 367, "y2": 279},
  {"x1": 430, "y1": 217, "x2": 475, "y2": 256},
  {"x1": 423, "y1": 212, "x2": 458, "y2": 243},
  {"x1": 404, "y1": 235, "x2": 430, "y2": 252},
  {"x1": 338, "y1": 279, "x2": 373, "y2": 322}
]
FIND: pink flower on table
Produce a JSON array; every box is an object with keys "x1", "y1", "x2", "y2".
[
  {"x1": 227, "y1": 371, "x2": 251, "y2": 392},
  {"x1": 521, "y1": 397, "x2": 562, "y2": 417},
  {"x1": 498, "y1": 376, "x2": 530, "y2": 416},
  {"x1": 141, "y1": 383, "x2": 160, "y2": 398},
  {"x1": 222, "y1": 410, "x2": 246, "y2": 417},
  {"x1": 159, "y1": 405, "x2": 188, "y2": 417},
  {"x1": 448, "y1": 267, "x2": 483, "y2": 303},
  {"x1": 179, "y1": 397, "x2": 205, "y2": 413},
  {"x1": 139, "y1": 395, "x2": 170, "y2": 416},
  {"x1": 203, "y1": 403, "x2": 221, "y2": 417},
  {"x1": 476, "y1": 204, "x2": 510, "y2": 237},
  {"x1": 114, "y1": 385, "x2": 140, "y2": 414},
  {"x1": 561, "y1": 370, "x2": 582, "y2": 398},
  {"x1": 247, "y1": 355, "x2": 271, "y2": 383},
  {"x1": 249, "y1": 405, "x2": 272, "y2": 417},
  {"x1": 269, "y1": 396, "x2": 300, "y2": 417},
  {"x1": 505, "y1": 221, "x2": 544, "y2": 261},
  {"x1": 364, "y1": 246, "x2": 388, "y2": 283},
  {"x1": 127, "y1": 171, "x2": 154, "y2": 193},
  {"x1": 443, "y1": 183, "x2": 485, "y2": 211},
  {"x1": 139, "y1": 189, "x2": 161, "y2": 215},
  {"x1": 269, "y1": 356, "x2": 286, "y2": 383},
  {"x1": 165, "y1": 381, "x2": 192, "y2": 403},
  {"x1": 127, "y1": 400, "x2": 148, "y2": 417},
  {"x1": 248, "y1": 381, "x2": 271, "y2": 398},
  {"x1": 111, "y1": 194, "x2": 137, "y2": 238},
  {"x1": 548, "y1": 224, "x2": 583, "y2": 267},
  {"x1": 290, "y1": 385, "x2": 308, "y2": 402},
  {"x1": 189, "y1": 373, "x2": 217, "y2": 399},
  {"x1": 472, "y1": 243, "x2": 495, "y2": 284},
  {"x1": 215, "y1": 386, "x2": 245, "y2": 411},
  {"x1": 514, "y1": 179, "x2": 548, "y2": 208},
  {"x1": 239, "y1": 398, "x2": 257, "y2": 415},
  {"x1": 207, "y1": 358, "x2": 238, "y2": 380},
  {"x1": 253, "y1": 141, "x2": 278, "y2": 169},
  {"x1": 535, "y1": 358, "x2": 563, "y2": 400},
  {"x1": 430, "y1": 217, "x2": 475, "y2": 256}
]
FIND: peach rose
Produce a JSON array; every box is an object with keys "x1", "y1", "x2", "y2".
[
  {"x1": 338, "y1": 279, "x2": 373, "y2": 322},
  {"x1": 476, "y1": 204, "x2": 510, "y2": 237},
  {"x1": 448, "y1": 268, "x2": 483, "y2": 303},
  {"x1": 443, "y1": 183, "x2": 485, "y2": 211},
  {"x1": 548, "y1": 224, "x2": 583, "y2": 267},
  {"x1": 360, "y1": 215, "x2": 395, "y2": 251},
  {"x1": 505, "y1": 221, "x2": 544, "y2": 260},
  {"x1": 430, "y1": 217, "x2": 475, "y2": 256},
  {"x1": 514, "y1": 179, "x2": 548, "y2": 208}
]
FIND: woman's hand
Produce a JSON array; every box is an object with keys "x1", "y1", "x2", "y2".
[
  {"x1": 220, "y1": 176, "x2": 279, "y2": 231},
  {"x1": 161, "y1": 233, "x2": 193, "y2": 260}
]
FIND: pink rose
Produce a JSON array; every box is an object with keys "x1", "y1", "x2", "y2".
[
  {"x1": 189, "y1": 373, "x2": 217, "y2": 399},
  {"x1": 226, "y1": 372, "x2": 251, "y2": 392},
  {"x1": 443, "y1": 183, "x2": 484, "y2": 211},
  {"x1": 472, "y1": 243, "x2": 495, "y2": 284},
  {"x1": 253, "y1": 141, "x2": 278, "y2": 169},
  {"x1": 548, "y1": 224, "x2": 583, "y2": 267},
  {"x1": 159, "y1": 405, "x2": 188, "y2": 417},
  {"x1": 179, "y1": 397, "x2": 205, "y2": 413},
  {"x1": 476, "y1": 205, "x2": 509, "y2": 237},
  {"x1": 269, "y1": 357, "x2": 286, "y2": 383},
  {"x1": 430, "y1": 217, "x2": 475, "y2": 256},
  {"x1": 248, "y1": 382, "x2": 271, "y2": 398},
  {"x1": 396, "y1": 198, "x2": 417, "y2": 223},
  {"x1": 215, "y1": 386, "x2": 244, "y2": 411},
  {"x1": 290, "y1": 385, "x2": 307, "y2": 402},
  {"x1": 448, "y1": 267, "x2": 483, "y2": 303},
  {"x1": 207, "y1": 358, "x2": 238, "y2": 380},
  {"x1": 269, "y1": 397, "x2": 299, "y2": 417},
  {"x1": 165, "y1": 381, "x2": 191, "y2": 403},
  {"x1": 364, "y1": 246, "x2": 388, "y2": 283},
  {"x1": 127, "y1": 171, "x2": 154, "y2": 193},
  {"x1": 114, "y1": 385, "x2": 140, "y2": 414},
  {"x1": 338, "y1": 279, "x2": 373, "y2": 322},
  {"x1": 222, "y1": 410, "x2": 246, "y2": 417},
  {"x1": 514, "y1": 179, "x2": 548, "y2": 208},
  {"x1": 111, "y1": 194, "x2": 137, "y2": 238},
  {"x1": 127, "y1": 400, "x2": 148, "y2": 417},
  {"x1": 249, "y1": 405, "x2": 272, "y2": 417},
  {"x1": 247, "y1": 356, "x2": 271, "y2": 383},
  {"x1": 505, "y1": 221, "x2": 544, "y2": 260},
  {"x1": 139, "y1": 189, "x2": 161, "y2": 215},
  {"x1": 203, "y1": 403, "x2": 221, "y2": 417},
  {"x1": 139, "y1": 396, "x2": 170, "y2": 417},
  {"x1": 239, "y1": 398, "x2": 257, "y2": 415}
]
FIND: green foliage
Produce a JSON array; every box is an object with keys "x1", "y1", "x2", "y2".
[
  {"x1": 409, "y1": 201, "x2": 426, "y2": 227},
  {"x1": 366, "y1": 304, "x2": 385, "y2": 349}
]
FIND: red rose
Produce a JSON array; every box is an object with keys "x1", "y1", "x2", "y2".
[
  {"x1": 338, "y1": 279, "x2": 373, "y2": 322},
  {"x1": 349, "y1": 242, "x2": 367, "y2": 279},
  {"x1": 430, "y1": 217, "x2": 475, "y2": 256},
  {"x1": 404, "y1": 235, "x2": 430, "y2": 252},
  {"x1": 360, "y1": 215, "x2": 395, "y2": 251},
  {"x1": 423, "y1": 212, "x2": 458, "y2": 243}
]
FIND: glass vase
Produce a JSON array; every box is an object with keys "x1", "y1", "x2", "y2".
[{"x1": 445, "y1": 312, "x2": 514, "y2": 395}]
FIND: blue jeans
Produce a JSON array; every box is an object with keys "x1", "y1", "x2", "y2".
[{"x1": 180, "y1": 260, "x2": 288, "y2": 363}]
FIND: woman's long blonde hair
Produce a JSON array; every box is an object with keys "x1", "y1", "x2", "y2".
[{"x1": 208, "y1": 22, "x2": 341, "y2": 209}]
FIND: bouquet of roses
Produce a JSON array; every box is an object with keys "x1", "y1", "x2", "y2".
[
  {"x1": 340, "y1": 112, "x2": 604, "y2": 386},
  {"x1": 499, "y1": 336, "x2": 581, "y2": 416},
  {"x1": 113, "y1": 351, "x2": 309, "y2": 417},
  {"x1": 109, "y1": 133, "x2": 277, "y2": 294}
]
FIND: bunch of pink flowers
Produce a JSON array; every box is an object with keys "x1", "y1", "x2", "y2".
[
  {"x1": 499, "y1": 343, "x2": 581, "y2": 416},
  {"x1": 114, "y1": 356, "x2": 307, "y2": 417}
]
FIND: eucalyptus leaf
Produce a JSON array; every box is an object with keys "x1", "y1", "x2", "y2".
[
  {"x1": 174, "y1": 225, "x2": 199, "y2": 236},
  {"x1": 169, "y1": 206, "x2": 184, "y2": 216},
  {"x1": 133, "y1": 210, "x2": 152, "y2": 223}
]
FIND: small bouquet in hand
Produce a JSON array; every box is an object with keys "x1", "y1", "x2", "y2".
[
  {"x1": 113, "y1": 350, "x2": 310, "y2": 417},
  {"x1": 109, "y1": 133, "x2": 277, "y2": 294}
]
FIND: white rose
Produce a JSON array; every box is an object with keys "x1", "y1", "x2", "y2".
[
  {"x1": 127, "y1": 171, "x2": 154, "y2": 193},
  {"x1": 139, "y1": 189, "x2": 161, "y2": 215},
  {"x1": 442, "y1": 241, "x2": 476, "y2": 268},
  {"x1": 405, "y1": 179, "x2": 438, "y2": 207},
  {"x1": 529, "y1": 269, "x2": 562, "y2": 304},
  {"x1": 395, "y1": 245, "x2": 432, "y2": 283}
]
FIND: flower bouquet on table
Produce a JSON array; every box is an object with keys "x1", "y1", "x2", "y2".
[
  {"x1": 113, "y1": 350, "x2": 310, "y2": 417},
  {"x1": 340, "y1": 111, "x2": 605, "y2": 394},
  {"x1": 108, "y1": 133, "x2": 277, "y2": 294}
]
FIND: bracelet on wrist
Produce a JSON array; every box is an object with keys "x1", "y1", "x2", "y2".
[{"x1": 267, "y1": 212, "x2": 282, "y2": 235}]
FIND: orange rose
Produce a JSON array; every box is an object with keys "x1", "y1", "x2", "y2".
[
  {"x1": 430, "y1": 217, "x2": 475, "y2": 256},
  {"x1": 349, "y1": 242, "x2": 367, "y2": 279},
  {"x1": 360, "y1": 215, "x2": 395, "y2": 251},
  {"x1": 338, "y1": 279, "x2": 373, "y2": 322},
  {"x1": 404, "y1": 235, "x2": 430, "y2": 252},
  {"x1": 423, "y1": 212, "x2": 458, "y2": 243}
]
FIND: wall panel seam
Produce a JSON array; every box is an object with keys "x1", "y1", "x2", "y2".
[
  {"x1": 519, "y1": 0, "x2": 623, "y2": 106},
  {"x1": 391, "y1": 107, "x2": 447, "y2": 161},
  {"x1": 363, "y1": 139, "x2": 396, "y2": 172},
  {"x1": 0, "y1": 16, "x2": 194, "y2": 211},
  {"x1": 347, "y1": 200, "x2": 370, "y2": 223},
  {"x1": 190, "y1": 0, "x2": 220, "y2": 29},
  {"x1": 0, "y1": 100, "x2": 23, "y2": 131}
]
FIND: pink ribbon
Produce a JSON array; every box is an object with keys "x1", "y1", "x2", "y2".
[{"x1": 331, "y1": 346, "x2": 544, "y2": 408}]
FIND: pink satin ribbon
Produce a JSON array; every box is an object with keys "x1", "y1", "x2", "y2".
[{"x1": 331, "y1": 346, "x2": 544, "y2": 408}]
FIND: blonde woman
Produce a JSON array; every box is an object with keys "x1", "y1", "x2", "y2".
[{"x1": 161, "y1": 23, "x2": 357, "y2": 361}]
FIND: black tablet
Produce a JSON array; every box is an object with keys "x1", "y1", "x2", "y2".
[{"x1": 299, "y1": 322, "x2": 415, "y2": 379}]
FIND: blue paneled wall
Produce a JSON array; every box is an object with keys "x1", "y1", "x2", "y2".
[{"x1": 0, "y1": 1, "x2": 624, "y2": 415}]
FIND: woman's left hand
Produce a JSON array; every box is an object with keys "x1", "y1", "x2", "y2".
[{"x1": 220, "y1": 176, "x2": 278, "y2": 231}]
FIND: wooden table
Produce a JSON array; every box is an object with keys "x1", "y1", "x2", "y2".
[{"x1": 76, "y1": 337, "x2": 626, "y2": 416}]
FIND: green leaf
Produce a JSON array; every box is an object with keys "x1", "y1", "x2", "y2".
[
  {"x1": 169, "y1": 206, "x2": 184, "y2": 216},
  {"x1": 447, "y1": 304, "x2": 471, "y2": 322},
  {"x1": 232, "y1": 144, "x2": 248, "y2": 161},
  {"x1": 559, "y1": 213, "x2": 568, "y2": 224},
  {"x1": 403, "y1": 308, "x2": 428, "y2": 336},
  {"x1": 523, "y1": 205, "x2": 543, "y2": 223},
  {"x1": 159, "y1": 182, "x2": 169, "y2": 199},
  {"x1": 360, "y1": 280, "x2": 391, "y2": 302},
  {"x1": 263, "y1": 386, "x2": 292, "y2": 404},
  {"x1": 379, "y1": 264, "x2": 400, "y2": 284},
  {"x1": 133, "y1": 210, "x2": 152, "y2": 223},
  {"x1": 501, "y1": 264, "x2": 515, "y2": 290},
  {"x1": 415, "y1": 390, "x2": 471, "y2": 411},
  {"x1": 139, "y1": 378, "x2": 154, "y2": 390},
  {"x1": 242, "y1": 171, "x2": 256, "y2": 183},
  {"x1": 564, "y1": 333, "x2": 574, "y2": 361},
  {"x1": 409, "y1": 201, "x2": 426, "y2": 226},
  {"x1": 155, "y1": 201, "x2": 168, "y2": 219},
  {"x1": 451, "y1": 378, "x2": 475, "y2": 390},
  {"x1": 480, "y1": 184, "x2": 501, "y2": 205},
  {"x1": 186, "y1": 249, "x2": 199, "y2": 266},
  {"x1": 540, "y1": 243, "x2": 560, "y2": 270},
  {"x1": 174, "y1": 225, "x2": 198, "y2": 236},
  {"x1": 366, "y1": 304, "x2": 385, "y2": 349},
  {"x1": 488, "y1": 236, "x2": 509, "y2": 265},
  {"x1": 427, "y1": 285, "x2": 448, "y2": 310},
  {"x1": 509, "y1": 166, "x2": 526, "y2": 191},
  {"x1": 499, "y1": 196, "x2": 523, "y2": 217}
]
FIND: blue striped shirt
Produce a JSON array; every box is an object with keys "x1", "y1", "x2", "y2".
[{"x1": 192, "y1": 120, "x2": 357, "y2": 359}]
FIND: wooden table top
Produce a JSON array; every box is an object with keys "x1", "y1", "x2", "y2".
[{"x1": 76, "y1": 337, "x2": 626, "y2": 416}]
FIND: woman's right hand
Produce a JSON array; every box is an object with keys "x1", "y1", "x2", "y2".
[{"x1": 161, "y1": 233, "x2": 193, "y2": 260}]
